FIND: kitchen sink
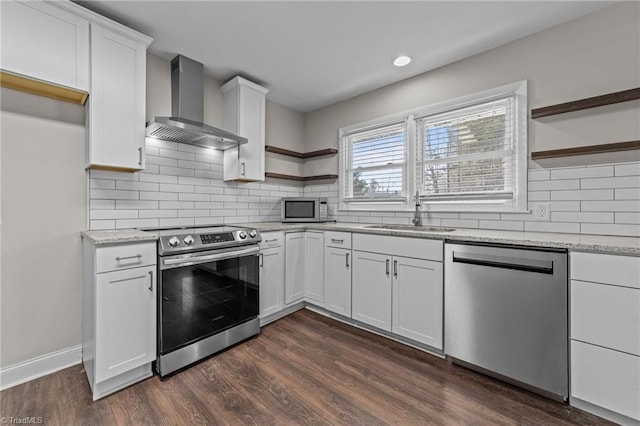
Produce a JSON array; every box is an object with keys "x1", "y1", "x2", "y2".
[{"x1": 364, "y1": 224, "x2": 456, "y2": 232}]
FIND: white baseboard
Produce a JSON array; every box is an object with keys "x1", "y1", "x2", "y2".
[{"x1": 0, "y1": 345, "x2": 82, "y2": 391}]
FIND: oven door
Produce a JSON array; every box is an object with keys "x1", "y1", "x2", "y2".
[{"x1": 158, "y1": 245, "x2": 259, "y2": 355}]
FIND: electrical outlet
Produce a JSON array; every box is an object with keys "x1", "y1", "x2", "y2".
[{"x1": 533, "y1": 202, "x2": 550, "y2": 220}]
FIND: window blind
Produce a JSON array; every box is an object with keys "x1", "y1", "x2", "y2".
[
  {"x1": 416, "y1": 98, "x2": 514, "y2": 201},
  {"x1": 344, "y1": 122, "x2": 406, "y2": 200}
]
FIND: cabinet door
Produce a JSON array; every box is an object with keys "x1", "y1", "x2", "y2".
[
  {"x1": 571, "y1": 340, "x2": 640, "y2": 421},
  {"x1": 1, "y1": 0, "x2": 89, "y2": 90},
  {"x1": 285, "y1": 233, "x2": 305, "y2": 305},
  {"x1": 259, "y1": 247, "x2": 284, "y2": 318},
  {"x1": 392, "y1": 256, "x2": 443, "y2": 349},
  {"x1": 324, "y1": 247, "x2": 352, "y2": 317},
  {"x1": 222, "y1": 77, "x2": 268, "y2": 181},
  {"x1": 352, "y1": 251, "x2": 392, "y2": 331},
  {"x1": 95, "y1": 265, "x2": 156, "y2": 383},
  {"x1": 88, "y1": 24, "x2": 146, "y2": 170},
  {"x1": 304, "y1": 232, "x2": 324, "y2": 304}
]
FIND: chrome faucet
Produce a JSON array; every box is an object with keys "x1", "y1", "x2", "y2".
[{"x1": 412, "y1": 190, "x2": 422, "y2": 226}]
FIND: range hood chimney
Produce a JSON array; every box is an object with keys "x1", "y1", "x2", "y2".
[{"x1": 145, "y1": 55, "x2": 247, "y2": 150}]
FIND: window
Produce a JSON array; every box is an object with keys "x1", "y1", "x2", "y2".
[
  {"x1": 342, "y1": 120, "x2": 407, "y2": 201},
  {"x1": 340, "y1": 81, "x2": 527, "y2": 212}
]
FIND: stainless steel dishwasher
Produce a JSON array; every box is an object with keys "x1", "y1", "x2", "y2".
[{"x1": 444, "y1": 241, "x2": 568, "y2": 401}]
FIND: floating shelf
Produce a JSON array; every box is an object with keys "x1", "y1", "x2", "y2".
[
  {"x1": 0, "y1": 69, "x2": 88, "y2": 105},
  {"x1": 265, "y1": 145, "x2": 338, "y2": 159},
  {"x1": 265, "y1": 172, "x2": 338, "y2": 182},
  {"x1": 531, "y1": 140, "x2": 640, "y2": 160},
  {"x1": 531, "y1": 87, "x2": 640, "y2": 119}
]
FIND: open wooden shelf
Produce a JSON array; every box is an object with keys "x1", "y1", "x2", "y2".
[
  {"x1": 265, "y1": 172, "x2": 338, "y2": 182},
  {"x1": 531, "y1": 140, "x2": 640, "y2": 160},
  {"x1": 0, "y1": 70, "x2": 88, "y2": 105},
  {"x1": 265, "y1": 145, "x2": 338, "y2": 159},
  {"x1": 531, "y1": 87, "x2": 640, "y2": 119}
]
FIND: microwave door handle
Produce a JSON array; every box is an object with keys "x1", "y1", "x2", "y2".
[{"x1": 163, "y1": 246, "x2": 260, "y2": 267}]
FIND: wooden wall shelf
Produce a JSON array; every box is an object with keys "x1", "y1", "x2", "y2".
[
  {"x1": 0, "y1": 70, "x2": 88, "y2": 105},
  {"x1": 265, "y1": 172, "x2": 338, "y2": 182},
  {"x1": 531, "y1": 140, "x2": 640, "y2": 160},
  {"x1": 265, "y1": 145, "x2": 338, "y2": 159},
  {"x1": 531, "y1": 87, "x2": 640, "y2": 119}
]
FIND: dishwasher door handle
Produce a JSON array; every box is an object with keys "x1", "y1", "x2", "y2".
[{"x1": 452, "y1": 252, "x2": 554, "y2": 274}]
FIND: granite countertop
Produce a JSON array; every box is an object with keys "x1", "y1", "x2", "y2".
[
  {"x1": 81, "y1": 222, "x2": 640, "y2": 255},
  {"x1": 82, "y1": 229, "x2": 158, "y2": 245},
  {"x1": 238, "y1": 222, "x2": 640, "y2": 256}
]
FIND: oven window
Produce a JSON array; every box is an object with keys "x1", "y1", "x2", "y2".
[
  {"x1": 159, "y1": 254, "x2": 259, "y2": 354},
  {"x1": 285, "y1": 201, "x2": 315, "y2": 218}
]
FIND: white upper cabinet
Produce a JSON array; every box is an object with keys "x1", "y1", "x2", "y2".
[
  {"x1": 1, "y1": 0, "x2": 89, "y2": 91},
  {"x1": 222, "y1": 76, "x2": 269, "y2": 182},
  {"x1": 87, "y1": 23, "x2": 151, "y2": 171}
]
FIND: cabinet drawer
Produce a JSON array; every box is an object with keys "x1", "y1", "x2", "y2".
[
  {"x1": 260, "y1": 232, "x2": 283, "y2": 248},
  {"x1": 353, "y1": 233, "x2": 442, "y2": 261},
  {"x1": 325, "y1": 231, "x2": 351, "y2": 249},
  {"x1": 571, "y1": 280, "x2": 640, "y2": 356},
  {"x1": 571, "y1": 340, "x2": 640, "y2": 421},
  {"x1": 571, "y1": 252, "x2": 640, "y2": 289},
  {"x1": 96, "y1": 242, "x2": 156, "y2": 273}
]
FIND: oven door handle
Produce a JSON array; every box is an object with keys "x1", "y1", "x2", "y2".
[{"x1": 162, "y1": 246, "x2": 260, "y2": 267}]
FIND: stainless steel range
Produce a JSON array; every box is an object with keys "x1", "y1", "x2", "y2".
[{"x1": 150, "y1": 225, "x2": 261, "y2": 378}]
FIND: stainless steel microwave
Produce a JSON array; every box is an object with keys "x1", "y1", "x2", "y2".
[{"x1": 281, "y1": 197, "x2": 329, "y2": 222}]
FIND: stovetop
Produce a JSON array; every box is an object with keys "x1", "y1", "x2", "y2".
[{"x1": 140, "y1": 224, "x2": 261, "y2": 255}]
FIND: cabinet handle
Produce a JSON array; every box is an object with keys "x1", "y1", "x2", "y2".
[
  {"x1": 148, "y1": 271, "x2": 153, "y2": 291},
  {"x1": 345, "y1": 253, "x2": 350, "y2": 268},
  {"x1": 394, "y1": 260, "x2": 398, "y2": 278},
  {"x1": 138, "y1": 147, "x2": 143, "y2": 165},
  {"x1": 241, "y1": 162, "x2": 246, "y2": 176},
  {"x1": 386, "y1": 259, "x2": 390, "y2": 276},
  {"x1": 331, "y1": 239, "x2": 344, "y2": 244},
  {"x1": 259, "y1": 253, "x2": 264, "y2": 267},
  {"x1": 115, "y1": 253, "x2": 142, "y2": 261}
]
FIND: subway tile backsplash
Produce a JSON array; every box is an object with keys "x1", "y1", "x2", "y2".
[{"x1": 88, "y1": 143, "x2": 640, "y2": 237}]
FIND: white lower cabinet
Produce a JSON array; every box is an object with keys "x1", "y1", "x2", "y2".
[
  {"x1": 259, "y1": 232, "x2": 284, "y2": 320},
  {"x1": 285, "y1": 232, "x2": 305, "y2": 305},
  {"x1": 324, "y1": 246, "x2": 352, "y2": 317},
  {"x1": 83, "y1": 239, "x2": 156, "y2": 400},
  {"x1": 352, "y1": 234, "x2": 443, "y2": 349},
  {"x1": 392, "y1": 256, "x2": 443, "y2": 349},
  {"x1": 570, "y1": 251, "x2": 640, "y2": 424},
  {"x1": 304, "y1": 232, "x2": 324, "y2": 305}
]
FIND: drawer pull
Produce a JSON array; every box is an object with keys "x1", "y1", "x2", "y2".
[
  {"x1": 331, "y1": 239, "x2": 344, "y2": 243},
  {"x1": 264, "y1": 238, "x2": 278, "y2": 243},
  {"x1": 115, "y1": 253, "x2": 142, "y2": 261}
]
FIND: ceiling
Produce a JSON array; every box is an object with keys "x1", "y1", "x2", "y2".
[{"x1": 76, "y1": 1, "x2": 614, "y2": 113}]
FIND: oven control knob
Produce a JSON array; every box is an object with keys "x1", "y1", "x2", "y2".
[
  {"x1": 183, "y1": 235, "x2": 195, "y2": 245},
  {"x1": 168, "y1": 236, "x2": 181, "y2": 247},
  {"x1": 249, "y1": 230, "x2": 257, "y2": 238},
  {"x1": 238, "y1": 230, "x2": 247, "y2": 239}
]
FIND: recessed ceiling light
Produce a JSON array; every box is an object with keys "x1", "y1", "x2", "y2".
[{"x1": 393, "y1": 55, "x2": 412, "y2": 67}]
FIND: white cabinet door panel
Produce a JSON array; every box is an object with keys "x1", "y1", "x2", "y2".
[
  {"x1": 304, "y1": 232, "x2": 324, "y2": 304},
  {"x1": 324, "y1": 247, "x2": 352, "y2": 317},
  {"x1": 571, "y1": 279, "x2": 640, "y2": 356},
  {"x1": 285, "y1": 233, "x2": 305, "y2": 305},
  {"x1": 571, "y1": 340, "x2": 640, "y2": 421},
  {"x1": 95, "y1": 265, "x2": 156, "y2": 383},
  {"x1": 259, "y1": 247, "x2": 284, "y2": 318},
  {"x1": 392, "y1": 256, "x2": 443, "y2": 349},
  {"x1": 352, "y1": 251, "x2": 391, "y2": 331},
  {"x1": 1, "y1": 0, "x2": 89, "y2": 90}
]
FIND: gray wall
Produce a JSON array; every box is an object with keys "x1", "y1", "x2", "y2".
[
  {"x1": 1, "y1": 89, "x2": 86, "y2": 367},
  {"x1": 302, "y1": 2, "x2": 640, "y2": 177}
]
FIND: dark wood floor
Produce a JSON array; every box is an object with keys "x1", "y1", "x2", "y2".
[{"x1": 1, "y1": 309, "x2": 611, "y2": 425}]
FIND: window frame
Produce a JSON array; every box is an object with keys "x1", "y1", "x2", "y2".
[{"x1": 339, "y1": 81, "x2": 528, "y2": 213}]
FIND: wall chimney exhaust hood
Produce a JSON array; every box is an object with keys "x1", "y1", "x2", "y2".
[{"x1": 145, "y1": 55, "x2": 247, "y2": 150}]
